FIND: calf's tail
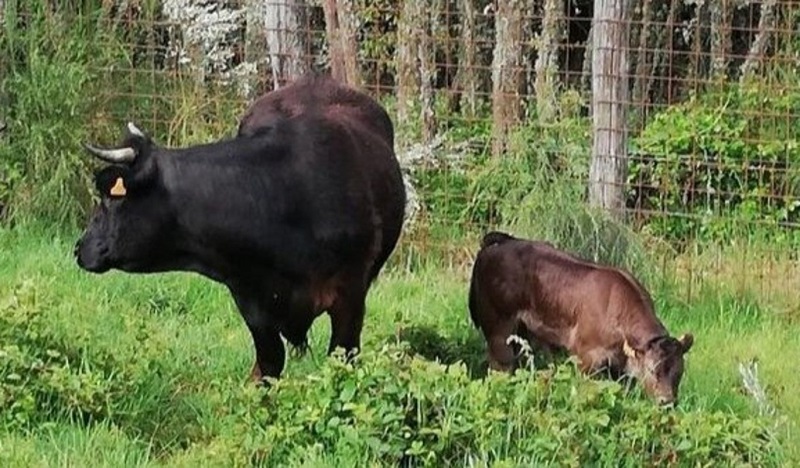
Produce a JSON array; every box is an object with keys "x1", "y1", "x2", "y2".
[{"x1": 480, "y1": 231, "x2": 515, "y2": 249}]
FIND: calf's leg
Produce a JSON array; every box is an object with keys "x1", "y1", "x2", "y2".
[{"x1": 484, "y1": 319, "x2": 519, "y2": 372}]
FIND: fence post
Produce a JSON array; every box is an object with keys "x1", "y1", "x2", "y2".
[{"x1": 589, "y1": 0, "x2": 630, "y2": 219}]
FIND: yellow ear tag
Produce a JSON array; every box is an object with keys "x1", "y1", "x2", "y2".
[
  {"x1": 622, "y1": 339, "x2": 636, "y2": 358},
  {"x1": 110, "y1": 177, "x2": 127, "y2": 197}
]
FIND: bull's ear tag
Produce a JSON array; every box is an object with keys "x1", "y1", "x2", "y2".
[{"x1": 110, "y1": 177, "x2": 127, "y2": 197}]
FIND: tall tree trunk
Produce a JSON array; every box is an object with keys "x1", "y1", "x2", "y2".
[
  {"x1": 244, "y1": 0, "x2": 267, "y2": 100},
  {"x1": 631, "y1": 0, "x2": 654, "y2": 126},
  {"x1": 265, "y1": 0, "x2": 310, "y2": 89},
  {"x1": 451, "y1": 0, "x2": 479, "y2": 118},
  {"x1": 688, "y1": 0, "x2": 707, "y2": 88},
  {"x1": 650, "y1": 0, "x2": 679, "y2": 104},
  {"x1": 534, "y1": 0, "x2": 563, "y2": 123},
  {"x1": 322, "y1": 0, "x2": 361, "y2": 87},
  {"x1": 581, "y1": 22, "x2": 594, "y2": 100},
  {"x1": 419, "y1": 2, "x2": 440, "y2": 142},
  {"x1": 395, "y1": 0, "x2": 424, "y2": 124},
  {"x1": 709, "y1": 0, "x2": 733, "y2": 80},
  {"x1": 337, "y1": 0, "x2": 361, "y2": 87},
  {"x1": 491, "y1": 0, "x2": 528, "y2": 158},
  {"x1": 740, "y1": 0, "x2": 778, "y2": 83},
  {"x1": 589, "y1": 0, "x2": 630, "y2": 218}
]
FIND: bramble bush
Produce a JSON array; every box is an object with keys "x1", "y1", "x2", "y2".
[
  {"x1": 629, "y1": 81, "x2": 800, "y2": 246},
  {"x1": 187, "y1": 343, "x2": 782, "y2": 467}
]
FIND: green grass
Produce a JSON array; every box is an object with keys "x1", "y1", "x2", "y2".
[{"x1": 0, "y1": 226, "x2": 796, "y2": 466}]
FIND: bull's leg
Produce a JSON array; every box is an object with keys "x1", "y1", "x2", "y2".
[
  {"x1": 231, "y1": 289, "x2": 286, "y2": 382},
  {"x1": 327, "y1": 285, "x2": 367, "y2": 358},
  {"x1": 246, "y1": 322, "x2": 286, "y2": 381}
]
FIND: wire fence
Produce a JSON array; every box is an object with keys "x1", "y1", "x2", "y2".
[{"x1": 4, "y1": 0, "x2": 800, "y2": 303}]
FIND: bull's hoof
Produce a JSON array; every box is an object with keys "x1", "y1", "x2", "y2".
[{"x1": 250, "y1": 362, "x2": 264, "y2": 383}]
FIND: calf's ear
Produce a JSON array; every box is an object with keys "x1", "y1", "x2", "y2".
[{"x1": 678, "y1": 333, "x2": 694, "y2": 353}]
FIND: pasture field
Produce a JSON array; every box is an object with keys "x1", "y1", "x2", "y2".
[{"x1": 0, "y1": 226, "x2": 796, "y2": 467}]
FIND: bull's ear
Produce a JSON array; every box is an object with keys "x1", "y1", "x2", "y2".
[{"x1": 678, "y1": 333, "x2": 694, "y2": 353}]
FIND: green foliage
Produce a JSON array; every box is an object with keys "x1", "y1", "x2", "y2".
[
  {"x1": 172, "y1": 343, "x2": 780, "y2": 467},
  {"x1": 0, "y1": 230, "x2": 796, "y2": 466},
  {"x1": 0, "y1": 279, "x2": 130, "y2": 429},
  {"x1": 629, "y1": 81, "x2": 800, "y2": 246},
  {"x1": 0, "y1": 0, "x2": 247, "y2": 228},
  {"x1": 0, "y1": 1, "x2": 130, "y2": 226}
]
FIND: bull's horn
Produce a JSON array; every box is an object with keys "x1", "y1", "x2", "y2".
[
  {"x1": 82, "y1": 143, "x2": 136, "y2": 163},
  {"x1": 126, "y1": 121, "x2": 145, "y2": 138}
]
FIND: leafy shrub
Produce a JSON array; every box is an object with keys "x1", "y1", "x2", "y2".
[
  {"x1": 411, "y1": 112, "x2": 590, "y2": 228},
  {"x1": 0, "y1": 279, "x2": 132, "y2": 429},
  {"x1": 205, "y1": 343, "x2": 782, "y2": 467},
  {"x1": 629, "y1": 82, "x2": 800, "y2": 245}
]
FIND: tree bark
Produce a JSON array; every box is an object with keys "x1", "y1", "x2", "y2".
[
  {"x1": 265, "y1": 0, "x2": 310, "y2": 89},
  {"x1": 709, "y1": 0, "x2": 733, "y2": 80},
  {"x1": 740, "y1": 0, "x2": 778, "y2": 83},
  {"x1": 322, "y1": 0, "x2": 361, "y2": 86},
  {"x1": 491, "y1": 0, "x2": 528, "y2": 158},
  {"x1": 534, "y1": 0, "x2": 563, "y2": 123},
  {"x1": 581, "y1": 21, "x2": 594, "y2": 100},
  {"x1": 244, "y1": 0, "x2": 267, "y2": 99},
  {"x1": 419, "y1": 3, "x2": 440, "y2": 142},
  {"x1": 395, "y1": 0, "x2": 424, "y2": 123},
  {"x1": 688, "y1": 0, "x2": 707, "y2": 87},
  {"x1": 589, "y1": 0, "x2": 630, "y2": 218},
  {"x1": 650, "y1": 0, "x2": 679, "y2": 104},
  {"x1": 631, "y1": 0, "x2": 653, "y2": 125},
  {"x1": 451, "y1": 0, "x2": 479, "y2": 118},
  {"x1": 337, "y1": 0, "x2": 361, "y2": 87}
]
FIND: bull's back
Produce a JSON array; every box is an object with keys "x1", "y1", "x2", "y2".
[{"x1": 238, "y1": 74, "x2": 394, "y2": 148}]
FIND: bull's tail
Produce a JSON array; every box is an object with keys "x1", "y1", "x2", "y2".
[
  {"x1": 480, "y1": 231, "x2": 515, "y2": 249},
  {"x1": 467, "y1": 264, "x2": 480, "y2": 329}
]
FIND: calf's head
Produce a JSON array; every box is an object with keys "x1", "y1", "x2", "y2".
[
  {"x1": 623, "y1": 333, "x2": 694, "y2": 406},
  {"x1": 75, "y1": 122, "x2": 174, "y2": 274}
]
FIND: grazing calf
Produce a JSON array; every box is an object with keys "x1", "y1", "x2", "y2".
[{"x1": 468, "y1": 231, "x2": 694, "y2": 405}]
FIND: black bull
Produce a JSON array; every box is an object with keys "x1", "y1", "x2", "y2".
[{"x1": 74, "y1": 75, "x2": 407, "y2": 381}]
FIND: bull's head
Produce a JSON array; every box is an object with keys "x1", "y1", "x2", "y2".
[
  {"x1": 75, "y1": 122, "x2": 174, "y2": 273},
  {"x1": 623, "y1": 333, "x2": 694, "y2": 406}
]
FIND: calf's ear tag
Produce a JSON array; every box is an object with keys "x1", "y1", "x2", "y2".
[
  {"x1": 622, "y1": 339, "x2": 636, "y2": 358},
  {"x1": 110, "y1": 177, "x2": 127, "y2": 197}
]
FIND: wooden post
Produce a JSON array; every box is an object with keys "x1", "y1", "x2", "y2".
[
  {"x1": 265, "y1": 0, "x2": 310, "y2": 88},
  {"x1": 589, "y1": 0, "x2": 630, "y2": 218}
]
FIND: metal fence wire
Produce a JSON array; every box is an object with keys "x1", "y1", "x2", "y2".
[{"x1": 9, "y1": 0, "x2": 800, "y2": 305}]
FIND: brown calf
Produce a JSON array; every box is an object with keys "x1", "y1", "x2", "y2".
[{"x1": 468, "y1": 231, "x2": 694, "y2": 405}]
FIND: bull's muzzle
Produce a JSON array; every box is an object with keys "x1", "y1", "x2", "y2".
[{"x1": 74, "y1": 237, "x2": 111, "y2": 273}]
